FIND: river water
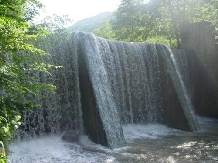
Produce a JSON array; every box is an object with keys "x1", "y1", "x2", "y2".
[{"x1": 8, "y1": 116, "x2": 218, "y2": 163}]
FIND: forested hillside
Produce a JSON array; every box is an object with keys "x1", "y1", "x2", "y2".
[
  {"x1": 67, "y1": 0, "x2": 218, "y2": 48},
  {"x1": 67, "y1": 12, "x2": 113, "y2": 32}
]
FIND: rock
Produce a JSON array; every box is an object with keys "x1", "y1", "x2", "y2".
[
  {"x1": 0, "y1": 147, "x2": 4, "y2": 154},
  {"x1": 61, "y1": 131, "x2": 80, "y2": 143},
  {"x1": 0, "y1": 141, "x2": 5, "y2": 154}
]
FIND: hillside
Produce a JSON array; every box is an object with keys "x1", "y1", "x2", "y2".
[{"x1": 67, "y1": 12, "x2": 113, "y2": 32}]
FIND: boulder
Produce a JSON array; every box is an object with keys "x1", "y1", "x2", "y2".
[{"x1": 61, "y1": 131, "x2": 80, "y2": 143}]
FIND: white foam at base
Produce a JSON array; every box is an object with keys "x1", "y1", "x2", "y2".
[
  {"x1": 7, "y1": 135, "x2": 117, "y2": 163},
  {"x1": 7, "y1": 124, "x2": 175, "y2": 162},
  {"x1": 197, "y1": 116, "x2": 218, "y2": 125},
  {"x1": 122, "y1": 124, "x2": 175, "y2": 142}
]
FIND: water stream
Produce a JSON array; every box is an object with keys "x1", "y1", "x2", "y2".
[
  {"x1": 8, "y1": 116, "x2": 218, "y2": 163},
  {"x1": 9, "y1": 32, "x2": 207, "y2": 161}
]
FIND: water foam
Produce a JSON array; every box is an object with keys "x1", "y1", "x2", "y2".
[
  {"x1": 122, "y1": 124, "x2": 175, "y2": 142},
  {"x1": 8, "y1": 135, "x2": 116, "y2": 163},
  {"x1": 8, "y1": 124, "x2": 175, "y2": 162}
]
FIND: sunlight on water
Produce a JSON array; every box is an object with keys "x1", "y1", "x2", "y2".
[
  {"x1": 8, "y1": 117, "x2": 218, "y2": 162},
  {"x1": 16, "y1": 32, "x2": 201, "y2": 150},
  {"x1": 8, "y1": 135, "x2": 116, "y2": 163},
  {"x1": 159, "y1": 45, "x2": 200, "y2": 131},
  {"x1": 8, "y1": 124, "x2": 173, "y2": 163},
  {"x1": 9, "y1": 32, "x2": 217, "y2": 162},
  {"x1": 122, "y1": 124, "x2": 175, "y2": 141}
]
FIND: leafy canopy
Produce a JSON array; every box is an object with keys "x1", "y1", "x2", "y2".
[
  {"x1": 110, "y1": 0, "x2": 218, "y2": 47},
  {"x1": 0, "y1": 0, "x2": 58, "y2": 157}
]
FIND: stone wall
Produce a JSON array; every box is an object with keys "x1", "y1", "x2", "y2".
[{"x1": 180, "y1": 21, "x2": 218, "y2": 118}]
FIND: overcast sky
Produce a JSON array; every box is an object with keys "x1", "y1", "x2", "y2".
[{"x1": 36, "y1": 0, "x2": 121, "y2": 24}]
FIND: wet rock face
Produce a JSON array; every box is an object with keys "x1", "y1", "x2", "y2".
[
  {"x1": 62, "y1": 131, "x2": 80, "y2": 143},
  {"x1": 185, "y1": 50, "x2": 218, "y2": 118},
  {"x1": 0, "y1": 147, "x2": 4, "y2": 154},
  {"x1": 180, "y1": 22, "x2": 218, "y2": 118}
]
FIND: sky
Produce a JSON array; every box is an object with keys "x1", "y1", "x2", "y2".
[{"x1": 36, "y1": 0, "x2": 121, "y2": 24}]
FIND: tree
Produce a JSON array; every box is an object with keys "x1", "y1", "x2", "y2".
[
  {"x1": 112, "y1": 0, "x2": 218, "y2": 47},
  {"x1": 93, "y1": 21, "x2": 115, "y2": 40},
  {"x1": 112, "y1": 0, "x2": 146, "y2": 42},
  {"x1": 0, "y1": 0, "x2": 57, "y2": 161},
  {"x1": 154, "y1": 0, "x2": 218, "y2": 48}
]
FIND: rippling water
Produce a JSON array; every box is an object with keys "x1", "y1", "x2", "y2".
[{"x1": 8, "y1": 116, "x2": 218, "y2": 163}]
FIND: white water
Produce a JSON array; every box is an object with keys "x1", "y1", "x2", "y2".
[
  {"x1": 8, "y1": 124, "x2": 175, "y2": 163},
  {"x1": 98, "y1": 39, "x2": 161, "y2": 124},
  {"x1": 122, "y1": 124, "x2": 175, "y2": 142},
  {"x1": 78, "y1": 32, "x2": 126, "y2": 148},
  {"x1": 8, "y1": 116, "x2": 218, "y2": 162},
  {"x1": 158, "y1": 45, "x2": 200, "y2": 131},
  {"x1": 8, "y1": 135, "x2": 116, "y2": 163},
  {"x1": 15, "y1": 32, "x2": 201, "y2": 150}
]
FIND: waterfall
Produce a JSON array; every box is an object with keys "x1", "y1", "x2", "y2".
[
  {"x1": 16, "y1": 34, "x2": 82, "y2": 140},
  {"x1": 97, "y1": 40, "x2": 161, "y2": 124},
  {"x1": 158, "y1": 45, "x2": 200, "y2": 131},
  {"x1": 172, "y1": 49, "x2": 192, "y2": 96},
  {"x1": 16, "y1": 32, "x2": 200, "y2": 149},
  {"x1": 76, "y1": 32, "x2": 126, "y2": 149}
]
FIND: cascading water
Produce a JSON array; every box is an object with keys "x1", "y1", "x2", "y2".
[
  {"x1": 15, "y1": 35, "x2": 82, "y2": 140},
  {"x1": 97, "y1": 39, "x2": 161, "y2": 124},
  {"x1": 172, "y1": 49, "x2": 192, "y2": 96},
  {"x1": 77, "y1": 32, "x2": 126, "y2": 149},
  {"x1": 15, "y1": 32, "x2": 199, "y2": 150},
  {"x1": 158, "y1": 45, "x2": 200, "y2": 131}
]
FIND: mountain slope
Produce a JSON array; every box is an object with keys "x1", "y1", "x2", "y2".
[{"x1": 67, "y1": 12, "x2": 113, "y2": 32}]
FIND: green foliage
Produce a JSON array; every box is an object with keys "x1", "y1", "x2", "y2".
[
  {"x1": 67, "y1": 12, "x2": 113, "y2": 33},
  {"x1": 0, "y1": 0, "x2": 67, "y2": 159},
  {"x1": 63, "y1": 0, "x2": 217, "y2": 47},
  {"x1": 37, "y1": 14, "x2": 72, "y2": 50},
  {"x1": 0, "y1": 141, "x2": 6, "y2": 163},
  {"x1": 112, "y1": 0, "x2": 146, "y2": 42},
  {"x1": 0, "y1": 155, "x2": 6, "y2": 163},
  {"x1": 111, "y1": 0, "x2": 218, "y2": 47},
  {"x1": 93, "y1": 21, "x2": 115, "y2": 40}
]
